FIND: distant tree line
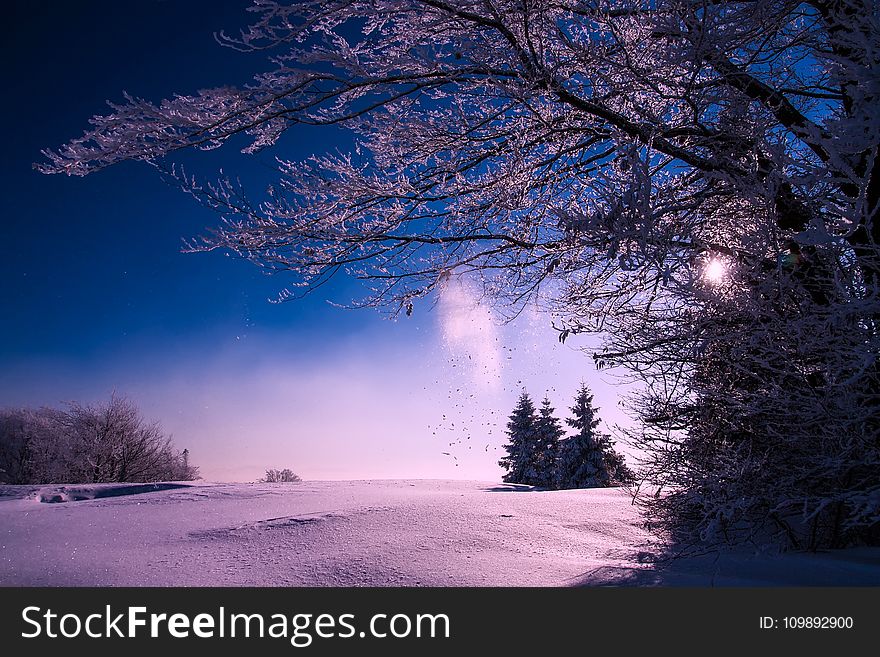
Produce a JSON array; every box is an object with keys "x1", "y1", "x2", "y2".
[
  {"x1": 499, "y1": 384, "x2": 633, "y2": 490},
  {"x1": 0, "y1": 394, "x2": 199, "y2": 484}
]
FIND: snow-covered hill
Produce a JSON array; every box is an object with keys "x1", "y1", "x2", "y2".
[{"x1": 1, "y1": 480, "x2": 877, "y2": 586}]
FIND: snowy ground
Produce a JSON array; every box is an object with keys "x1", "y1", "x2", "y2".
[{"x1": 1, "y1": 479, "x2": 878, "y2": 586}]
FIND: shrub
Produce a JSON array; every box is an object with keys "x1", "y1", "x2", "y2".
[{"x1": 261, "y1": 468, "x2": 301, "y2": 483}]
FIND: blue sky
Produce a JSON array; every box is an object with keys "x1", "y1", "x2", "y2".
[{"x1": 1, "y1": 0, "x2": 632, "y2": 481}]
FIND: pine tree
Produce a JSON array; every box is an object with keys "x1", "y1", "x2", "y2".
[
  {"x1": 602, "y1": 445, "x2": 635, "y2": 487},
  {"x1": 556, "y1": 384, "x2": 610, "y2": 489},
  {"x1": 498, "y1": 392, "x2": 541, "y2": 485},
  {"x1": 534, "y1": 397, "x2": 565, "y2": 489},
  {"x1": 556, "y1": 384, "x2": 632, "y2": 489}
]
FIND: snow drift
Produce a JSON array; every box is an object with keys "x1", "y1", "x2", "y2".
[{"x1": 1, "y1": 480, "x2": 877, "y2": 586}]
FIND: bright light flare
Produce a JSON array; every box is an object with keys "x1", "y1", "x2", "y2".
[{"x1": 703, "y1": 258, "x2": 728, "y2": 285}]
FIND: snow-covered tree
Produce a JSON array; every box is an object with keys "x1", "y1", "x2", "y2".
[
  {"x1": 603, "y1": 445, "x2": 635, "y2": 487},
  {"x1": 627, "y1": 225, "x2": 878, "y2": 548},
  {"x1": 0, "y1": 396, "x2": 199, "y2": 484},
  {"x1": 556, "y1": 384, "x2": 612, "y2": 489},
  {"x1": 0, "y1": 407, "x2": 68, "y2": 484},
  {"x1": 498, "y1": 392, "x2": 542, "y2": 485},
  {"x1": 39, "y1": 1, "x2": 880, "y2": 548},
  {"x1": 534, "y1": 397, "x2": 565, "y2": 488}
]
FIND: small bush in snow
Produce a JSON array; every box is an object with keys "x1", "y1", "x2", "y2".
[{"x1": 261, "y1": 468, "x2": 301, "y2": 483}]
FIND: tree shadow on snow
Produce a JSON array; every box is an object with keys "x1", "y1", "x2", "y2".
[
  {"x1": 570, "y1": 545, "x2": 880, "y2": 587},
  {"x1": 482, "y1": 484, "x2": 543, "y2": 493},
  {"x1": 36, "y1": 482, "x2": 193, "y2": 503}
]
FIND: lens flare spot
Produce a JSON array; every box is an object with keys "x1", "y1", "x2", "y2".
[{"x1": 703, "y1": 258, "x2": 727, "y2": 285}]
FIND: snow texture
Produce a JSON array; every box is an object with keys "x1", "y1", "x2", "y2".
[{"x1": 0, "y1": 480, "x2": 877, "y2": 586}]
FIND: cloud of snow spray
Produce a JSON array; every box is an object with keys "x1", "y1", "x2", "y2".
[{"x1": 438, "y1": 274, "x2": 501, "y2": 390}]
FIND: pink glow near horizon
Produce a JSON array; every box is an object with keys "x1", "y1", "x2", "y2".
[{"x1": 0, "y1": 307, "x2": 637, "y2": 483}]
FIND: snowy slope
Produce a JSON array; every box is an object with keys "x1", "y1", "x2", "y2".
[{"x1": 1, "y1": 480, "x2": 878, "y2": 586}]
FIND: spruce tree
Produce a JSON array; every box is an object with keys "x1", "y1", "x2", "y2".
[
  {"x1": 602, "y1": 445, "x2": 635, "y2": 486},
  {"x1": 556, "y1": 384, "x2": 609, "y2": 489},
  {"x1": 498, "y1": 392, "x2": 540, "y2": 485},
  {"x1": 534, "y1": 397, "x2": 565, "y2": 489},
  {"x1": 556, "y1": 384, "x2": 634, "y2": 489},
  {"x1": 556, "y1": 383, "x2": 633, "y2": 489}
]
